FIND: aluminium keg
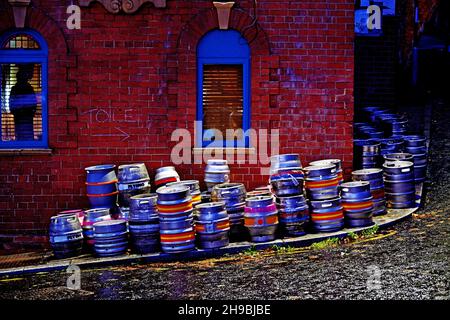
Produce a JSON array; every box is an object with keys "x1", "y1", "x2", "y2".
[
  {"x1": 304, "y1": 164, "x2": 339, "y2": 200},
  {"x1": 204, "y1": 159, "x2": 230, "y2": 192},
  {"x1": 380, "y1": 138, "x2": 404, "y2": 155},
  {"x1": 309, "y1": 159, "x2": 343, "y2": 184},
  {"x1": 117, "y1": 163, "x2": 151, "y2": 211},
  {"x1": 244, "y1": 196, "x2": 279, "y2": 242},
  {"x1": 59, "y1": 209, "x2": 84, "y2": 226},
  {"x1": 167, "y1": 180, "x2": 201, "y2": 206},
  {"x1": 353, "y1": 139, "x2": 381, "y2": 169},
  {"x1": 85, "y1": 164, "x2": 118, "y2": 210},
  {"x1": 340, "y1": 181, "x2": 374, "y2": 228},
  {"x1": 383, "y1": 161, "x2": 416, "y2": 209},
  {"x1": 129, "y1": 193, "x2": 160, "y2": 254},
  {"x1": 402, "y1": 135, "x2": 428, "y2": 183},
  {"x1": 309, "y1": 197, "x2": 344, "y2": 233},
  {"x1": 157, "y1": 185, "x2": 195, "y2": 253},
  {"x1": 49, "y1": 213, "x2": 84, "y2": 259},
  {"x1": 93, "y1": 219, "x2": 128, "y2": 257},
  {"x1": 194, "y1": 202, "x2": 230, "y2": 249},
  {"x1": 211, "y1": 183, "x2": 247, "y2": 241},
  {"x1": 154, "y1": 166, "x2": 180, "y2": 189},
  {"x1": 351, "y1": 168, "x2": 386, "y2": 216},
  {"x1": 82, "y1": 208, "x2": 111, "y2": 247},
  {"x1": 270, "y1": 154, "x2": 302, "y2": 175},
  {"x1": 276, "y1": 194, "x2": 309, "y2": 237},
  {"x1": 269, "y1": 169, "x2": 304, "y2": 197}
]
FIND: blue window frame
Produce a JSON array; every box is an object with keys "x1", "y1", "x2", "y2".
[
  {"x1": 197, "y1": 29, "x2": 251, "y2": 148},
  {"x1": 0, "y1": 29, "x2": 48, "y2": 149}
]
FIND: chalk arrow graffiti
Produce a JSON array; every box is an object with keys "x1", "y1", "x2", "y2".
[{"x1": 92, "y1": 127, "x2": 130, "y2": 142}]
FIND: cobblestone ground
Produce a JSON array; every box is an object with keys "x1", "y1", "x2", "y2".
[{"x1": 0, "y1": 100, "x2": 449, "y2": 300}]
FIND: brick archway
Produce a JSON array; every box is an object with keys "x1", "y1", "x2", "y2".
[{"x1": 165, "y1": 5, "x2": 279, "y2": 187}]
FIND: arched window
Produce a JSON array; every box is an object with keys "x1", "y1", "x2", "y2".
[
  {"x1": 197, "y1": 29, "x2": 251, "y2": 148},
  {"x1": 0, "y1": 30, "x2": 48, "y2": 148}
]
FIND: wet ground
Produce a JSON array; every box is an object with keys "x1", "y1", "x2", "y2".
[{"x1": 0, "y1": 99, "x2": 449, "y2": 300}]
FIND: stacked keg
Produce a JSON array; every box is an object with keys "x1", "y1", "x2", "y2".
[
  {"x1": 269, "y1": 154, "x2": 304, "y2": 197},
  {"x1": 211, "y1": 183, "x2": 247, "y2": 241},
  {"x1": 276, "y1": 194, "x2": 309, "y2": 237},
  {"x1": 354, "y1": 139, "x2": 381, "y2": 170},
  {"x1": 82, "y1": 208, "x2": 111, "y2": 248},
  {"x1": 59, "y1": 209, "x2": 85, "y2": 226},
  {"x1": 85, "y1": 164, "x2": 118, "y2": 211},
  {"x1": 403, "y1": 135, "x2": 428, "y2": 184},
  {"x1": 304, "y1": 164, "x2": 339, "y2": 200},
  {"x1": 128, "y1": 194, "x2": 160, "y2": 254},
  {"x1": 304, "y1": 164, "x2": 344, "y2": 232},
  {"x1": 383, "y1": 161, "x2": 416, "y2": 209},
  {"x1": 154, "y1": 166, "x2": 180, "y2": 189},
  {"x1": 194, "y1": 202, "x2": 230, "y2": 249},
  {"x1": 352, "y1": 169, "x2": 386, "y2": 216},
  {"x1": 157, "y1": 185, "x2": 195, "y2": 253},
  {"x1": 309, "y1": 159, "x2": 344, "y2": 184},
  {"x1": 117, "y1": 163, "x2": 151, "y2": 220},
  {"x1": 49, "y1": 213, "x2": 84, "y2": 258},
  {"x1": 380, "y1": 138, "x2": 404, "y2": 156},
  {"x1": 244, "y1": 196, "x2": 279, "y2": 242},
  {"x1": 92, "y1": 220, "x2": 128, "y2": 257},
  {"x1": 204, "y1": 159, "x2": 231, "y2": 192},
  {"x1": 167, "y1": 180, "x2": 202, "y2": 207},
  {"x1": 340, "y1": 182, "x2": 374, "y2": 228},
  {"x1": 309, "y1": 198, "x2": 345, "y2": 233}
]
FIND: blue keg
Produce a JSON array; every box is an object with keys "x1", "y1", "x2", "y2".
[
  {"x1": 49, "y1": 213, "x2": 84, "y2": 259},
  {"x1": 340, "y1": 181, "x2": 374, "y2": 228},
  {"x1": 304, "y1": 164, "x2": 339, "y2": 200},
  {"x1": 383, "y1": 161, "x2": 416, "y2": 209},
  {"x1": 129, "y1": 193, "x2": 160, "y2": 254},
  {"x1": 276, "y1": 194, "x2": 309, "y2": 237},
  {"x1": 93, "y1": 220, "x2": 128, "y2": 257},
  {"x1": 85, "y1": 164, "x2": 118, "y2": 210},
  {"x1": 351, "y1": 168, "x2": 386, "y2": 216},
  {"x1": 309, "y1": 197, "x2": 344, "y2": 233}
]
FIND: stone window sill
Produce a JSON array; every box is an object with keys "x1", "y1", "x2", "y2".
[
  {"x1": 192, "y1": 148, "x2": 256, "y2": 155},
  {"x1": 0, "y1": 148, "x2": 53, "y2": 156}
]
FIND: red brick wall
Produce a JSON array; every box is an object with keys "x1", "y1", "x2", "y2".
[{"x1": 0, "y1": 0, "x2": 354, "y2": 250}]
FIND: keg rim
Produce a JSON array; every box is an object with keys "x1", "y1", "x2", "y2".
[
  {"x1": 155, "y1": 166, "x2": 176, "y2": 173},
  {"x1": 85, "y1": 164, "x2": 116, "y2": 171},
  {"x1": 340, "y1": 181, "x2": 370, "y2": 188},
  {"x1": 130, "y1": 193, "x2": 158, "y2": 200},
  {"x1": 303, "y1": 164, "x2": 336, "y2": 172},
  {"x1": 195, "y1": 202, "x2": 226, "y2": 209},
  {"x1": 118, "y1": 163, "x2": 148, "y2": 169},
  {"x1": 382, "y1": 160, "x2": 414, "y2": 169},
  {"x1": 156, "y1": 185, "x2": 190, "y2": 195},
  {"x1": 351, "y1": 168, "x2": 383, "y2": 175},
  {"x1": 93, "y1": 219, "x2": 127, "y2": 227}
]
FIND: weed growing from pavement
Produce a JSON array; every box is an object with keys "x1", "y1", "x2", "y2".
[
  {"x1": 271, "y1": 245, "x2": 296, "y2": 254},
  {"x1": 243, "y1": 245, "x2": 258, "y2": 256},
  {"x1": 361, "y1": 225, "x2": 379, "y2": 237},
  {"x1": 310, "y1": 237, "x2": 340, "y2": 250}
]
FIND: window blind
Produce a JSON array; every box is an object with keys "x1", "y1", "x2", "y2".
[{"x1": 202, "y1": 64, "x2": 244, "y2": 137}]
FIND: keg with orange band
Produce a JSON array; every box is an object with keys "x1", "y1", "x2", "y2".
[
  {"x1": 340, "y1": 181, "x2": 374, "y2": 228},
  {"x1": 309, "y1": 198, "x2": 345, "y2": 232},
  {"x1": 194, "y1": 202, "x2": 230, "y2": 249}
]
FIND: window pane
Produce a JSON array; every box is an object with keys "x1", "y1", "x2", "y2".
[
  {"x1": 3, "y1": 34, "x2": 40, "y2": 49},
  {"x1": 203, "y1": 64, "x2": 244, "y2": 140},
  {"x1": 1, "y1": 63, "x2": 43, "y2": 142}
]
